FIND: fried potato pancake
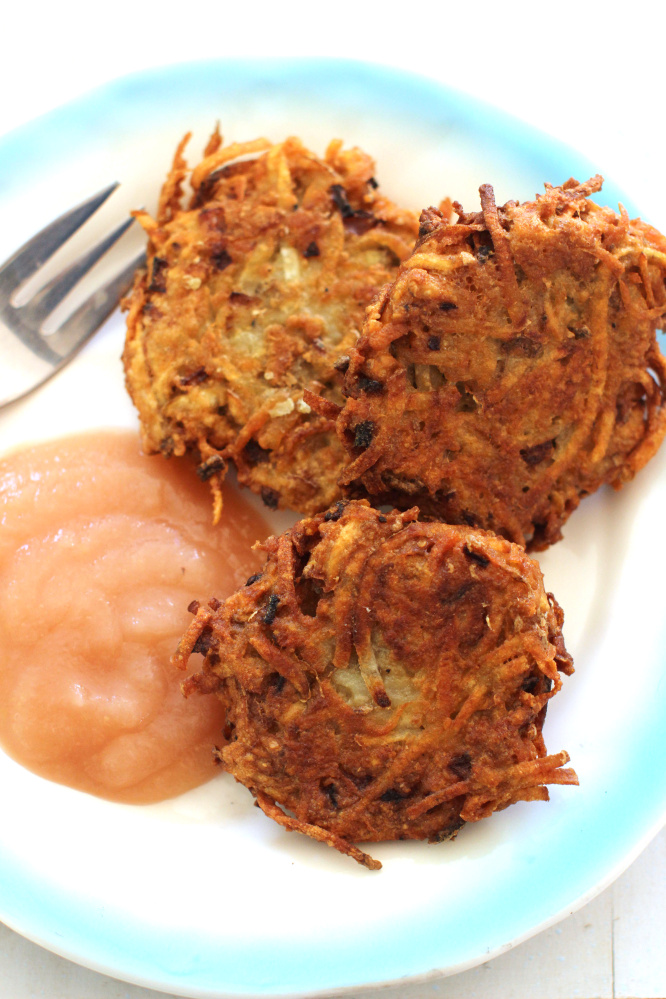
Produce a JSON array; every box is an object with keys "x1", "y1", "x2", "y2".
[
  {"x1": 122, "y1": 131, "x2": 419, "y2": 519},
  {"x1": 335, "y1": 178, "x2": 666, "y2": 549},
  {"x1": 174, "y1": 500, "x2": 576, "y2": 869}
]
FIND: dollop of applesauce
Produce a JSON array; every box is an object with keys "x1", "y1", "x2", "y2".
[{"x1": 0, "y1": 431, "x2": 268, "y2": 803}]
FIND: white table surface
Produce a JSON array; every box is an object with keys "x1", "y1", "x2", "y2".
[{"x1": 1, "y1": 3, "x2": 664, "y2": 997}]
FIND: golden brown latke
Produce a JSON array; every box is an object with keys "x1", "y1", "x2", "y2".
[
  {"x1": 122, "y1": 131, "x2": 419, "y2": 519},
  {"x1": 333, "y1": 177, "x2": 666, "y2": 550},
  {"x1": 173, "y1": 500, "x2": 577, "y2": 869}
]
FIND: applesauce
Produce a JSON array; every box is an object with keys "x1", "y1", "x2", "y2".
[{"x1": 0, "y1": 430, "x2": 268, "y2": 803}]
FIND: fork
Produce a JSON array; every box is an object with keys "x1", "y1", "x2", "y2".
[{"x1": 0, "y1": 183, "x2": 145, "y2": 409}]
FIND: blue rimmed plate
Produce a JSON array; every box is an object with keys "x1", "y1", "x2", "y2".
[{"x1": 0, "y1": 58, "x2": 665, "y2": 999}]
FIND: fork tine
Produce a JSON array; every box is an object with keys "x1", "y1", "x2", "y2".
[
  {"x1": 20, "y1": 215, "x2": 138, "y2": 325},
  {"x1": 0, "y1": 183, "x2": 119, "y2": 292},
  {"x1": 47, "y1": 249, "x2": 146, "y2": 358}
]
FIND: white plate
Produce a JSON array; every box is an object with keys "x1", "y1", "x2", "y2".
[{"x1": 1, "y1": 59, "x2": 665, "y2": 999}]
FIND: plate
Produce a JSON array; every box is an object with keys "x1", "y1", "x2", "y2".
[{"x1": 1, "y1": 58, "x2": 665, "y2": 999}]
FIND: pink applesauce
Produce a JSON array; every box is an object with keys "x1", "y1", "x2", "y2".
[{"x1": 0, "y1": 431, "x2": 268, "y2": 803}]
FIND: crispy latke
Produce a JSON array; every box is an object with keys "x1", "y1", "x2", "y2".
[
  {"x1": 334, "y1": 177, "x2": 666, "y2": 549},
  {"x1": 122, "y1": 131, "x2": 419, "y2": 519},
  {"x1": 173, "y1": 500, "x2": 576, "y2": 869}
]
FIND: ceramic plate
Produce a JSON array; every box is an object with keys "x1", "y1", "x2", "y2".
[{"x1": 0, "y1": 59, "x2": 665, "y2": 999}]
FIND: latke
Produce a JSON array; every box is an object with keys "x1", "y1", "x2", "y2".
[
  {"x1": 174, "y1": 500, "x2": 576, "y2": 868},
  {"x1": 123, "y1": 131, "x2": 419, "y2": 519},
  {"x1": 336, "y1": 178, "x2": 666, "y2": 549}
]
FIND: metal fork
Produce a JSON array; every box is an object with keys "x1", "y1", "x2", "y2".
[{"x1": 0, "y1": 183, "x2": 145, "y2": 409}]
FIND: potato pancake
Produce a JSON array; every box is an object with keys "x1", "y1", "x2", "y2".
[
  {"x1": 123, "y1": 131, "x2": 419, "y2": 519},
  {"x1": 336, "y1": 178, "x2": 666, "y2": 549},
  {"x1": 174, "y1": 500, "x2": 576, "y2": 868}
]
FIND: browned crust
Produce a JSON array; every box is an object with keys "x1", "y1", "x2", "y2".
[
  {"x1": 336, "y1": 178, "x2": 666, "y2": 549},
  {"x1": 173, "y1": 500, "x2": 576, "y2": 868},
  {"x1": 122, "y1": 132, "x2": 419, "y2": 520}
]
